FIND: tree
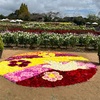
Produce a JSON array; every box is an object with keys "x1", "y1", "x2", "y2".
[
  {"x1": 44, "y1": 12, "x2": 60, "y2": 22},
  {"x1": 0, "y1": 14, "x2": 5, "y2": 19},
  {"x1": 87, "y1": 14, "x2": 99, "y2": 23},
  {"x1": 18, "y1": 3, "x2": 30, "y2": 20},
  {"x1": 8, "y1": 3, "x2": 30, "y2": 20},
  {"x1": 30, "y1": 13, "x2": 44, "y2": 21},
  {"x1": 73, "y1": 16, "x2": 86, "y2": 25}
]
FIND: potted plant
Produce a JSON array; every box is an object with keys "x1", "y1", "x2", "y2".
[{"x1": 0, "y1": 35, "x2": 4, "y2": 58}]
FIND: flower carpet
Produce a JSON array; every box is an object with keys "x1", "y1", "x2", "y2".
[{"x1": 0, "y1": 51, "x2": 97, "y2": 87}]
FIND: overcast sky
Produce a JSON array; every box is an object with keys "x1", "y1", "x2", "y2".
[{"x1": 0, "y1": 0, "x2": 100, "y2": 17}]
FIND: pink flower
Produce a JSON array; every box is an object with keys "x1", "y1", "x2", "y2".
[
  {"x1": 20, "y1": 72, "x2": 34, "y2": 77},
  {"x1": 77, "y1": 62, "x2": 96, "y2": 68},
  {"x1": 5, "y1": 74, "x2": 21, "y2": 82},
  {"x1": 42, "y1": 71, "x2": 63, "y2": 82}
]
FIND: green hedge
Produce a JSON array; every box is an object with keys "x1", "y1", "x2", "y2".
[{"x1": 1, "y1": 32, "x2": 100, "y2": 50}]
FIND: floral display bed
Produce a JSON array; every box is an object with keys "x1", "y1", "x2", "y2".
[{"x1": 0, "y1": 51, "x2": 97, "y2": 87}]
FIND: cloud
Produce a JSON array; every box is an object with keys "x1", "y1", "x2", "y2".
[
  {"x1": 0, "y1": 0, "x2": 99, "y2": 17},
  {"x1": 0, "y1": 0, "x2": 21, "y2": 15},
  {"x1": 92, "y1": 0, "x2": 100, "y2": 8}
]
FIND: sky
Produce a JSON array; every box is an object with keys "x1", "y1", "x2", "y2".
[{"x1": 0, "y1": 0, "x2": 100, "y2": 17}]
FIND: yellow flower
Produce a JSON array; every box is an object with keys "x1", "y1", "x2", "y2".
[
  {"x1": 0, "y1": 51, "x2": 89, "y2": 75},
  {"x1": 38, "y1": 52, "x2": 55, "y2": 58},
  {"x1": 42, "y1": 71, "x2": 63, "y2": 82},
  {"x1": 0, "y1": 61, "x2": 23, "y2": 75}
]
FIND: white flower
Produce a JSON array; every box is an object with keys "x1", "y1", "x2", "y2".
[{"x1": 43, "y1": 61, "x2": 88, "y2": 71}]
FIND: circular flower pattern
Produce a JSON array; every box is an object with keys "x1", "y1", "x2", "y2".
[
  {"x1": 42, "y1": 71, "x2": 63, "y2": 82},
  {"x1": 0, "y1": 51, "x2": 97, "y2": 87}
]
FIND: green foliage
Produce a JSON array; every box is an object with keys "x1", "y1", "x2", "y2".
[
  {"x1": 1, "y1": 31, "x2": 100, "y2": 51},
  {"x1": 8, "y1": 3, "x2": 30, "y2": 20},
  {"x1": 29, "y1": 34, "x2": 38, "y2": 48},
  {"x1": 63, "y1": 36, "x2": 70, "y2": 48},
  {"x1": 73, "y1": 16, "x2": 85, "y2": 25},
  {"x1": 78, "y1": 34, "x2": 97, "y2": 49},
  {"x1": 0, "y1": 14, "x2": 5, "y2": 19},
  {"x1": 57, "y1": 35, "x2": 64, "y2": 48},
  {"x1": 40, "y1": 33, "x2": 50, "y2": 47},
  {"x1": 2, "y1": 32, "x2": 15, "y2": 46},
  {"x1": 69, "y1": 35, "x2": 79, "y2": 47},
  {"x1": 0, "y1": 35, "x2": 4, "y2": 50},
  {"x1": 18, "y1": 3, "x2": 30, "y2": 20},
  {"x1": 79, "y1": 34, "x2": 86, "y2": 46},
  {"x1": 22, "y1": 22, "x2": 94, "y2": 30},
  {"x1": 87, "y1": 14, "x2": 99, "y2": 23},
  {"x1": 17, "y1": 32, "x2": 30, "y2": 47}
]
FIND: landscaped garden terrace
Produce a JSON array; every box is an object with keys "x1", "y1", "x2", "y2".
[{"x1": 0, "y1": 22, "x2": 99, "y2": 34}]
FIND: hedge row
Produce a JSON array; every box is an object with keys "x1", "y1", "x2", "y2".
[{"x1": 1, "y1": 31, "x2": 100, "y2": 50}]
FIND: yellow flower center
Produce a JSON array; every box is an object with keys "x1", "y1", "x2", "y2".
[{"x1": 49, "y1": 73, "x2": 55, "y2": 78}]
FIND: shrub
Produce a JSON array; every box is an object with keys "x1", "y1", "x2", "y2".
[{"x1": 0, "y1": 35, "x2": 4, "y2": 50}]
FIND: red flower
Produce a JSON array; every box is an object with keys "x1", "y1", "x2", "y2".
[
  {"x1": 16, "y1": 68, "x2": 97, "y2": 87},
  {"x1": 8, "y1": 60, "x2": 31, "y2": 67}
]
